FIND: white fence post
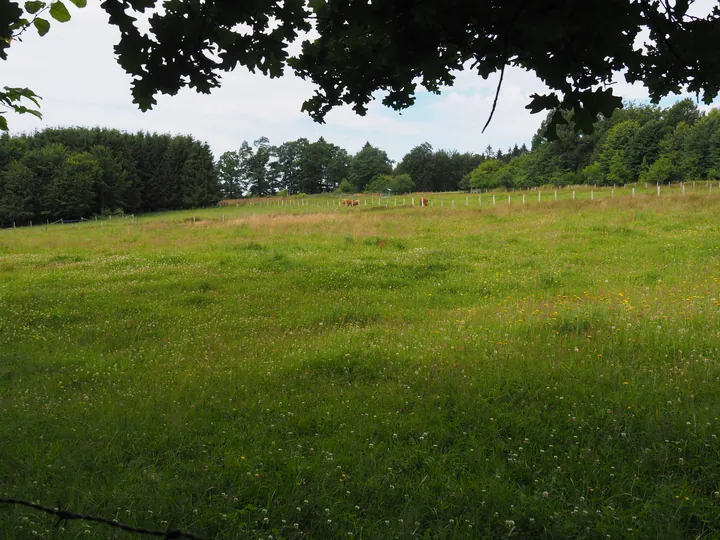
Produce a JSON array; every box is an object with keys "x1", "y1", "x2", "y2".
[
  {"x1": 632, "y1": 187, "x2": 635, "y2": 197},
  {"x1": 522, "y1": 194, "x2": 526, "y2": 204},
  {"x1": 493, "y1": 195, "x2": 496, "y2": 205}
]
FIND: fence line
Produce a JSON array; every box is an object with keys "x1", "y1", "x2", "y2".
[
  {"x1": 0, "y1": 498, "x2": 205, "y2": 540},
  {"x1": 3, "y1": 183, "x2": 719, "y2": 230}
]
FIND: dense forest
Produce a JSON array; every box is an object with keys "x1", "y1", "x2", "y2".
[
  {"x1": 214, "y1": 137, "x2": 497, "y2": 198},
  {"x1": 0, "y1": 128, "x2": 218, "y2": 224},
  {"x1": 1, "y1": 99, "x2": 719, "y2": 224},
  {"x1": 466, "y1": 98, "x2": 720, "y2": 189}
]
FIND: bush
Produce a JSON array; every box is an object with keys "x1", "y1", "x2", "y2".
[
  {"x1": 364, "y1": 174, "x2": 392, "y2": 194},
  {"x1": 336, "y1": 179, "x2": 357, "y2": 194},
  {"x1": 389, "y1": 173, "x2": 415, "y2": 194},
  {"x1": 277, "y1": 189, "x2": 289, "y2": 197},
  {"x1": 101, "y1": 207, "x2": 125, "y2": 217}
]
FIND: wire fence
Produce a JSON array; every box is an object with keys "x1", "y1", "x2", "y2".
[
  {"x1": 0, "y1": 498, "x2": 205, "y2": 540},
  {"x1": 3, "y1": 181, "x2": 720, "y2": 230}
]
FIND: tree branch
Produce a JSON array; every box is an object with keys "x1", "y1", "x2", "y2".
[{"x1": 482, "y1": 1, "x2": 526, "y2": 133}]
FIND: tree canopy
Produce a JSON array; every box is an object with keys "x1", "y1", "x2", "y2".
[
  {"x1": 3, "y1": 98, "x2": 720, "y2": 224},
  {"x1": 1, "y1": 1, "x2": 719, "y2": 135}
]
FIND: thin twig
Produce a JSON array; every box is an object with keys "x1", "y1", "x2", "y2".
[
  {"x1": 482, "y1": 61, "x2": 506, "y2": 134},
  {"x1": 0, "y1": 498, "x2": 205, "y2": 540},
  {"x1": 481, "y1": 1, "x2": 527, "y2": 133},
  {"x1": 12, "y1": 6, "x2": 50, "y2": 41}
]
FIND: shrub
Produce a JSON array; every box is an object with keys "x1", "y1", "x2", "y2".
[
  {"x1": 336, "y1": 179, "x2": 357, "y2": 194},
  {"x1": 389, "y1": 174, "x2": 415, "y2": 194}
]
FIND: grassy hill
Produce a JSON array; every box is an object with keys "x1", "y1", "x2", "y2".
[{"x1": 1, "y1": 187, "x2": 719, "y2": 538}]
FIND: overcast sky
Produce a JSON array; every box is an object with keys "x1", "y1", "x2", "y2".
[{"x1": 3, "y1": 1, "x2": 718, "y2": 162}]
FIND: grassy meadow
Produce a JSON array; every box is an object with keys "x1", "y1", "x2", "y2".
[{"x1": 1, "y1": 186, "x2": 720, "y2": 539}]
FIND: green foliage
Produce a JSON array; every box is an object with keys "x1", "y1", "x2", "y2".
[
  {"x1": 348, "y1": 143, "x2": 393, "y2": 192},
  {"x1": 468, "y1": 159, "x2": 506, "y2": 189},
  {"x1": 1, "y1": 0, "x2": 717, "y2": 137},
  {"x1": 516, "y1": 100, "x2": 720, "y2": 187},
  {"x1": 216, "y1": 150, "x2": 243, "y2": 199},
  {"x1": 389, "y1": 173, "x2": 415, "y2": 194},
  {"x1": 335, "y1": 179, "x2": 356, "y2": 194},
  {"x1": 0, "y1": 128, "x2": 220, "y2": 223},
  {"x1": 295, "y1": 137, "x2": 349, "y2": 193},
  {"x1": 641, "y1": 155, "x2": 679, "y2": 185},
  {"x1": 607, "y1": 151, "x2": 633, "y2": 185},
  {"x1": 364, "y1": 173, "x2": 415, "y2": 194},
  {"x1": 364, "y1": 174, "x2": 392, "y2": 194},
  {"x1": 48, "y1": 1, "x2": 71, "y2": 22},
  {"x1": 1, "y1": 0, "x2": 85, "y2": 129},
  {"x1": 50, "y1": 151, "x2": 98, "y2": 217},
  {"x1": 582, "y1": 161, "x2": 603, "y2": 185},
  {"x1": 0, "y1": 87, "x2": 42, "y2": 130}
]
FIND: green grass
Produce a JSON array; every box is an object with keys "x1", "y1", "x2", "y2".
[{"x1": 1, "y1": 191, "x2": 720, "y2": 539}]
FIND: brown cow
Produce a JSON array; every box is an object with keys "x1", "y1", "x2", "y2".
[
  {"x1": 420, "y1": 197, "x2": 429, "y2": 207},
  {"x1": 341, "y1": 199, "x2": 352, "y2": 206},
  {"x1": 351, "y1": 199, "x2": 360, "y2": 206}
]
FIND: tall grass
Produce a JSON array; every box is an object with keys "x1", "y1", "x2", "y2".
[{"x1": 1, "y1": 193, "x2": 719, "y2": 539}]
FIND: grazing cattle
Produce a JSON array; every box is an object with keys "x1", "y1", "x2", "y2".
[
  {"x1": 420, "y1": 197, "x2": 429, "y2": 207},
  {"x1": 351, "y1": 199, "x2": 360, "y2": 206},
  {"x1": 341, "y1": 199, "x2": 360, "y2": 207}
]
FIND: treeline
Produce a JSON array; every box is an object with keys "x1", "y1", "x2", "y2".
[
  {"x1": 216, "y1": 138, "x2": 523, "y2": 197},
  {"x1": 4, "y1": 99, "x2": 713, "y2": 224},
  {"x1": 466, "y1": 99, "x2": 720, "y2": 189},
  {"x1": 0, "y1": 127, "x2": 219, "y2": 224}
]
